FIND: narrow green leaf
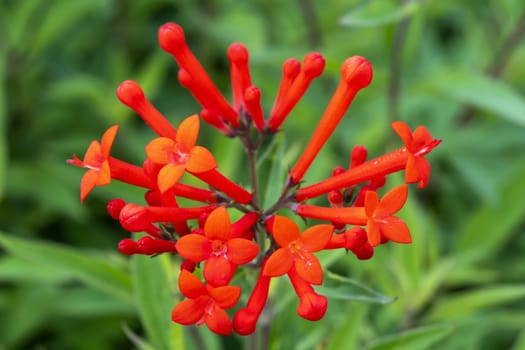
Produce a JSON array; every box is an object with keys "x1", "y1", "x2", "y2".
[
  {"x1": 365, "y1": 324, "x2": 454, "y2": 350},
  {"x1": 340, "y1": 0, "x2": 422, "y2": 28},
  {"x1": 427, "y1": 285, "x2": 525, "y2": 321},
  {"x1": 0, "y1": 232, "x2": 132, "y2": 303},
  {"x1": 316, "y1": 271, "x2": 396, "y2": 304},
  {"x1": 325, "y1": 303, "x2": 367, "y2": 350},
  {"x1": 131, "y1": 246, "x2": 184, "y2": 350},
  {"x1": 430, "y1": 69, "x2": 525, "y2": 127},
  {"x1": 0, "y1": 47, "x2": 6, "y2": 200}
]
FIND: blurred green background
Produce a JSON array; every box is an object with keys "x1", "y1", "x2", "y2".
[{"x1": 1, "y1": 0, "x2": 525, "y2": 349}]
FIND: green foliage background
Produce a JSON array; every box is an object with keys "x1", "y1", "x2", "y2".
[{"x1": 1, "y1": 0, "x2": 525, "y2": 349}]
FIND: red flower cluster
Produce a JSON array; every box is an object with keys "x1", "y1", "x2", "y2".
[{"x1": 68, "y1": 22, "x2": 441, "y2": 335}]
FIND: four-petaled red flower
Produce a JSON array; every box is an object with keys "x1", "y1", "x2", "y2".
[
  {"x1": 365, "y1": 185, "x2": 411, "y2": 246},
  {"x1": 67, "y1": 125, "x2": 118, "y2": 202},
  {"x1": 263, "y1": 215, "x2": 333, "y2": 285},
  {"x1": 146, "y1": 114, "x2": 217, "y2": 193},
  {"x1": 172, "y1": 269, "x2": 241, "y2": 335},
  {"x1": 176, "y1": 206, "x2": 259, "y2": 286}
]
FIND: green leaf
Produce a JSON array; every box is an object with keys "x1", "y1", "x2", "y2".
[
  {"x1": 427, "y1": 285, "x2": 525, "y2": 321},
  {"x1": 0, "y1": 232, "x2": 132, "y2": 303},
  {"x1": 131, "y1": 245, "x2": 184, "y2": 350},
  {"x1": 316, "y1": 271, "x2": 396, "y2": 304},
  {"x1": 0, "y1": 47, "x2": 6, "y2": 200},
  {"x1": 430, "y1": 69, "x2": 525, "y2": 127},
  {"x1": 365, "y1": 324, "x2": 454, "y2": 350},
  {"x1": 340, "y1": 0, "x2": 422, "y2": 28},
  {"x1": 454, "y1": 163, "x2": 525, "y2": 261}
]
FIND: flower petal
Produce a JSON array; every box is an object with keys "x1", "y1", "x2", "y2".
[
  {"x1": 157, "y1": 163, "x2": 185, "y2": 193},
  {"x1": 226, "y1": 238, "x2": 259, "y2": 265},
  {"x1": 186, "y1": 146, "x2": 218, "y2": 173},
  {"x1": 146, "y1": 137, "x2": 175, "y2": 164},
  {"x1": 176, "y1": 114, "x2": 200, "y2": 149},
  {"x1": 391, "y1": 121, "x2": 413, "y2": 150},
  {"x1": 380, "y1": 217, "x2": 412, "y2": 244},
  {"x1": 404, "y1": 154, "x2": 419, "y2": 185},
  {"x1": 263, "y1": 248, "x2": 293, "y2": 277},
  {"x1": 178, "y1": 269, "x2": 207, "y2": 298},
  {"x1": 83, "y1": 140, "x2": 103, "y2": 166},
  {"x1": 96, "y1": 160, "x2": 111, "y2": 186},
  {"x1": 79, "y1": 169, "x2": 98, "y2": 203},
  {"x1": 376, "y1": 185, "x2": 407, "y2": 216},
  {"x1": 205, "y1": 303, "x2": 232, "y2": 335},
  {"x1": 300, "y1": 224, "x2": 333, "y2": 252},
  {"x1": 176, "y1": 234, "x2": 211, "y2": 262},
  {"x1": 204, "y1": 206, "x2": 231, "y2": 241},
  {"x1": 414, "y1": 156, "x2": 430, "y2": 189},
  {"x1": 366, "y1": 219, "x2": 381, "y2": 247},
  {"x1": 204, "y1": 255, "x2": 235, "y2": 286},
  {"x1": 294, "y1": 252, "x2": 323, "y2": 285},
  {"x1": 209, "y1": 285, "x2": 241, "y2": 309},
  {"x1": 272, "y1": 215, "x2": 300, "y2": 247},
  {"x1": 171, "y1": 296, "x2": 207, "y2": 325},
  {"x1": 364, "y1": 190, "x2": 379, "y2": 218},
  {"x1": 100, "y1": 125, "x2": 119, "y2": 157},
  {"x1": 412, "y1": 125, "x2": 433, "y2": 149}
]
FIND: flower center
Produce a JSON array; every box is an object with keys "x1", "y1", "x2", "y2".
[
  {"x1": 211, "y1": 240, "x2": 227, "y2": 256},
  {"x1": 168, "y1": 143, "x2": 190, "y2": 164},
  {"x1": 288, "y1": 241, "x2": 301, "y2": 253}
]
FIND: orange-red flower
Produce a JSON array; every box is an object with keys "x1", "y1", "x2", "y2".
[
  {"x1": 364, "y1": 185, "x2": 411, "y2": 246},
  {"x1": 263, "y1": 215, "x2": 332, "y2": 285},
  {"x1": 67, "y1": 125, "x2": 118, "y2": 202},
  {"x1": 171, "y1": 269, "x2": 240, "y2": 335},
  {"x1": 176, "y1": 207, "x2": 259, "y2": 286},
  {"x1": 146, "y1": 114, "x2": 217, "y2": 193}
]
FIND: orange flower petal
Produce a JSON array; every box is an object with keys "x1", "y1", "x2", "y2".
[
  {"x1": 294, "y1": 252, "x2": 323, "y2": 285},
  {"x1": 263, "y1": 248, "x2": 293, "y2": 277},
  {"x1": 83, "y1": 140, "x2": 103, "y2": 166},
  {"x1": 178, "y1": 269, "x2": 207, "y2": 298},
  {"x1": 300, "y1": 224, "x2": 333, "y2": 252},
  {"x1": 380, "y1": 217, "x2": 412, "y2": 244},
  {"x1": 404, "y1": 154, "x2": 419, "y2": 184},
  {"x1": 172, "y1": 297, "x2": 208, "y2": 325},
  {"x1": 413, "y1": 126, "x2": 433, "y2": 147},
  {"x1": 204, "y1": 255, "x2": 234, "y2": 286},
  {"x1": 157, "y1": 163, "x2": 185, "y2": 193},
  {"x1": 100, "y1": 125, "x2": 119, "y2": 157},
  {"x1": 186, "y1": 146, "x2": 218, "y2": 173},
  {"x1": 205, "y1": 303, "x2": 232, "y2": 335},
  {"x1": 272, "y1": 215, "x2": 300, "y2": 247},
  {"x1": 96, "y1": 160, "x2": 111, "y2": 186},
  {"x1": 391, "y1": 121, "x2": 413, "y2": 150},
  {"x1": 226, "y1": 238, "x2": 259, "y2": 265},
  {"x1": 176, "y1": 234, "x2": 211, "y2": 262},
  {"x1": 366, "y1": 219, "x2": 381, "y2": 247},
  {"x1": 209, "y1": 285, "x2": 241, "y2": 309},
  {"x1": 377, "y1": 185, "x2": 407, "y2": 216},
  {"x1": 80, "y1": 169, "x2": 98, "y2": 203},
  {"x1": 176, "y1": 114, "x2": 200, "y2": 150},
  {"x1": 145, "y1": 137, "x2": 176, "y2": 164},
  {"x1": 364, "y1": 190, "x2": 379, "y2": 217},
  {"x1": 204, "y1": 207, "x2": 231, "y2": 241},
  {"x1": 414, "y1": 156, "x2": 430, "y2": 189}
]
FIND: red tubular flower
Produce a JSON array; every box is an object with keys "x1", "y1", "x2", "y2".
[
  {"x1": 158, "y1": 23, "x2": 239, "y2": 127},
  {"x1": 289, "y1": 57, "x2": 373, "y2": 184},
  {"x1": 146, "y1": 114, "x2": 217, "y2": 193},
  {"x1": 116, "y1": 80, "x2": 178, "y2": 140},
  {"x1": 296, "y1": 186, "x2": 410, "y2": 247},
  {"x1": 230, "y1": 212, "x2": 259, "y2": 239},
  {"x1": 172, "y1": 269, "x2": 241, "y2": 335},
  {"x1": 263, "y1": 215, "x2": 332, "y2": 285},
  {"x1": 119, "y1": 203, "x2": 215, "y2": 233},
  {"x1": 288, "y1": 267, "x2": 328, "y2": 321},
  {"x1": 200, "y1": 108, "x2": 234, "y2": 136},
  {"x1": 191, "y1": 169, "x2": 252, "y2": 204},
  {"x1": 295, "y1": 121, "x2": 441, "y2": 201},
  {"x1": 176, "y1": 207, "x2": 259, "y2": 286},
  {"x1": 325, "y1": 227, "x2": 367, "y2": 251},
  {"x1": 170, "y1": 182, "x2": 217, "y2": 203},
  {"x1": 227, "y1": 43, "x2": 252, "y2": 111},
  {"x1": 267, "y1": 53, "x2": 325, "y2": 131},
  {"x1": 118, "y1": 236, "x2": 177, "y2": 255},
  {"x1": 233, "y1": 260, "x2": 272, "y2": 335},
  {"x1": 67, "y1": 125, "x2": 118, "y2": 202},
  {"x1": 244, "y1": 86, "x2": 265, "y2": 131}
]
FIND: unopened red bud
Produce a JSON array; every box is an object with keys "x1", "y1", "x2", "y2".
[
  {"x1": 345, "y1": 227, "x2": 367, "y2": 250},
  {"x1": 118, "y1": 238, "x2": 138, "y2": 255},
  {"x1": 350, "y1": 145, "x2": 368, "y2": 168},
  {"x1": 303, "y1": 52, "x2": 325, "y2": 77},
  {"x1": 328, "y1": 190, "x2": 343, "y2": 206},
  {"x1": 116, "y1": 80, "x2": 144, "y2": 108},
  {"x1": 227, "y1": 43, "x2": 249, "y2": 63},
  {"x1": 297, "y1": 293, "x2": 328, "y2": 321},
  {"x1": 283, "y1": 58, "x2": 301, "y2": 79},
  {"x1": 354, "y1": 242, "x2": 374, "y2": 260},
  {"x1": 181, "y1": 260, "x2": 196, "y2": 272},
  {"x1": 144, "y1": 190, "x2": 161, "y2": 206},
  {"x1": 341, "y1": 56, "x2": 373, "y2": 90},
  {"x1": 158, "y1": 22, "x2": 186, "y2": 54},
  {"x1": 119, "y1": 204, "x2": 151, "y2": 232},
  {"x1": 332, "y1": 166, "x2": 345, "y2": 177},
  {"x1": 107, "y1": 198, "x2": 126, "y2": 220},
  {"x1": 177, "y1": 68, "x2": 192, "y2": 88}
]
